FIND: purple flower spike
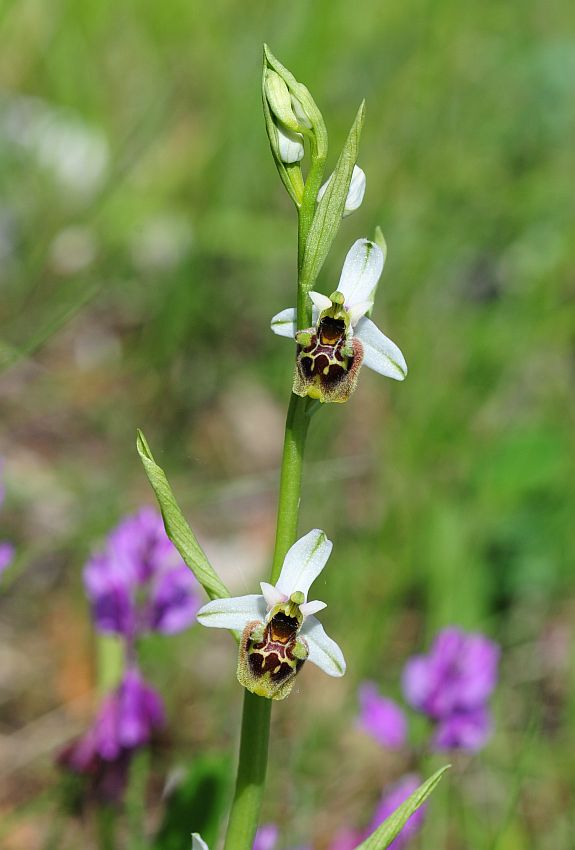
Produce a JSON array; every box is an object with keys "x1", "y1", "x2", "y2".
[
  {"x1": 402, "y1": 627, "x2": 500, "y2": 752},
  {"x1": 358, "y1": 682, "x2": 407, "y2": 749},
  {"x1": 369, "y1": 774, "x2": 426, "y2": 850},
  {"x1": 59, "y1": 667, "x2": 165, "y2": 802},
  {"x1": 253, "y1": 824, "x2": 278, "y2": 850},
  {"x1": 84, "y1": 508, "x2": 200, "y2": 638}
]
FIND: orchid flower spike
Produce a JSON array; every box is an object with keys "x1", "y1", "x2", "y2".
[
  {"x1": 197, "y1": 529, "x2": 345, "y2": 701},
  {"x1": 271, "y1": 237, "x2": 407, "y2": 403}
]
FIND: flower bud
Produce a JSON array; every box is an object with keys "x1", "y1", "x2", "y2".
[
  {"x1": 276, "y1": 124, "x2": 304, "y2": 164},
  {"x1": 317, "y1": 164, "x2": 366, "y2": 216},
  {"x1": 264, "y1": 70, "x2": 300, "y2": 132}
]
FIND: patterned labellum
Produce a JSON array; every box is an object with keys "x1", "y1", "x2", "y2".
[
  {"x1": 293, "y1": 319, "x2": 364, "y2": 403},
  {"x1": 237, "y1": 612, "x2": 309, "y2": 701}
]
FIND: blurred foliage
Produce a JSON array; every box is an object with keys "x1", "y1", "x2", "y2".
[{"x1": 0, "y1": 0, "x2": 574, "y2": 848}]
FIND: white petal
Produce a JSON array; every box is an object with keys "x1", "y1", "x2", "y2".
[
  {"x1": 300, "y1": 615, "x2": 346, "y2": 677},
  {"x1": 347, "y1": 299, "x2": 373, "y2": 326},
  {"x1": 276, "y1": 125, "x2": 304, "y2": 164},
  {"x1": 192, "y1": 835, "x2": 209, "y2": 850},
  {"x1": 317, "y1": 165, "x2": 366, "y2": 217},
  {"x1": 299, "y1": 599, "x2": 327, "y2": 617},
  {"x1": 342, "y1": 165, "x2": 366, "y2": 217},
  {"x1": 309, "y1": 291, "x2": 332, "y2": 312},
  {"x1": 276, "y1": 529, "x2": 332, "y2": 598},
  {"x1": 354, "y1": 316, "x2": 407, "y2": 381},
  {"x1": 270, "y1": 307, "x2": 297, "y2": 338},
  {"x1": 260, "y1": 581, "x2": 287, "y2": 609},
  {"x1": 337, "y1": 239, "x2": 384, "y2": 310},
  {"x1": 196, "y1": 594, "x2": 266, "y2": 631}
]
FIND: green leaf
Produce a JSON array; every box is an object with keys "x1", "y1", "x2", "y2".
[
  {"x1": 355, "y1": 766, "x2": 450, "y2": 850},
  {"x1": 300, "y1": 101, "x2": 365, "y2": 291},
  {"x1": 136, "y1": 429, "x2": 230, "y2": 602},
  {"x1": 153, "y1": 754, "x2": 232, "y2": 850}
]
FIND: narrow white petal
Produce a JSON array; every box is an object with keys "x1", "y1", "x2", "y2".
[
  {"x1": 196, "y1": 594, "x2": 266, "y2": 631},
  {"x1": 270, "y1": 307, "x2": 297, "y2": 338},
  {"x1": 192, "y1": 835, "x2": 209, "y2": 850},
  {"x1": 300, "y1": 615, "x2": 346, "y2": 677},
  {"x1": 342, "y1": 165, "x2": 366, "y2": 216},
  {"x1": 260, "y1": 581, "x2": 287, "y2": 609},
  {"x1": 299, "y1": 599, "x2": 327, "y2": 617},
  {"x1": 337, "y1": 239, "x2": 384, "y2": 310},
  {"x1": 347, "y1": 299, "x2": 373, "y2": 326},
  {"x1": 309, "y1": 291, "x2": 332, "y2": 312},
  {"x1": 276, "y1": 529, "x2": 332, "y2": 598},
  {"x1": 276, "y1": 125, "x2": 304, "y2": 164},
  {"x1": 354, "y1": 316, "x2": 407, "y2": 380}
]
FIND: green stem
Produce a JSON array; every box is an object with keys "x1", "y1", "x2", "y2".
[
  {"x1": 271, "y1": 393, "x2": 310, "y2": 581},
  {"x1": 222, "y1": 693, "x2": 272, "y2": 850},
  {"x1": 223, "y1": 111, "x2": 320, "y2": 850}
]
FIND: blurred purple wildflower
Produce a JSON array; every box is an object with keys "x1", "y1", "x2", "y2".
[
  {"x1": 402, "y1": 626, "x2": 500, "y2": 752},
  {"x1": 329, "y1": 828, "x2": 363, "y2": 850},
  {"x1": 84, "y1": 507, "x2": 199, "y2": 638},
  {"x1": 368, "y1": 774, "x2": 426, "y2": 850},
  {"x1": 253, "y1": 824, "x2": 279, "y2": 850},
  {"x1": 59, "y1": 666, "x2": 165, "y2": 801},
  {"x1": 358, "y1": 682, "x2": 407, "y2": 749},
  {"x1": 0, "y1": 461, "x2": 14, "y2": 576}
]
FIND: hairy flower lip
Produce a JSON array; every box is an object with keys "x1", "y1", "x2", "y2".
[{"x1": 196, "y1": 529, "x2": 346, "y2": 679}]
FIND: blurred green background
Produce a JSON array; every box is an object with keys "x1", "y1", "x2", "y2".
[{"x1": 1, "y1": 0, "x2": 574, "y2": 847}]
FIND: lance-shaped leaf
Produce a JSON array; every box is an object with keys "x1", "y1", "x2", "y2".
[
  {"x1": 355, "y1": 766, "x2": 450, "y2": 850},
  {"x1": 136, "y1": 430, "x2": 230, "y2": 603},
  {"x1": 300, "y1": 100, "x2": 365, "y2": 292}
]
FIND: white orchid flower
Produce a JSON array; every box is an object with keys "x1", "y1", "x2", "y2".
[
  {"x1": 270, "y1": 237, "x2": 407, "y2": 403},
  {"x1": 317, "y1": 164, "x2": 366, "y2": 216},
  {"x1": 192, "y1": 835, "x2": 209, "y2": 850},
  {"x1": 197, "y1": 529, "x2": 345, "y2": 700}
]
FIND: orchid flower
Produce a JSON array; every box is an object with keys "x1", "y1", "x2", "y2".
[
  {"x1": 271, "y1": 238, "x2": 407, "y2": 402},
  {"x1": 197, "y1": 529, "x2": 345, "y2": 700}
]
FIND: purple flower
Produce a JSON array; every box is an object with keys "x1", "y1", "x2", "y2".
[
  {"x1": 402, "y1": 627, "x2": 499, "y2": 752},
  {"x1": 84, "y1": 508, "x2": 200, "y2": 637},
  {"x1": 358, "y1": 682, "x2": 407, "y2": 749},
  {"x1": 253, "y1": 824, "x2": 278, "y2": 850},
  {"x1": 369, "y1": 774, "x2": 426, "y2": 850},
  {"x1": 59, "y1": 667, "x2": 165, "y2": 802}
]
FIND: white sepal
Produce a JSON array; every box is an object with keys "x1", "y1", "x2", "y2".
[
  {"x1": 260, "y1": 581, "x2": 287, "y2": 609},
  {"x1": 275, "y1": 529, "x2": 333, "y2": 599},
  {"x1": 192, "y1": 834, "x2": 209, "y2": 850},
  {"x1": 337, "y1": 238, "x2": 384, "y2": 309},
  {"x1": 276, "y1": 124, "x2": 304, "y2": 164},
  {"x1": 196, "y1": 594, "x2": 266, "y2": 631},
  {"x1": 354, "y1": 317, "x2": 407, "y2": 380},
  {"x1": 301, "y1": 615, "x2": 346, "y2": 677},
  {"x1": 270, "y1": 307, "x2": 297, "y2": 338},
  {"x1": 309, "y1": 291, "x2": 332, "y2": 312},
  {"x1": 317, "y1": 165, "x2": 366, "y2": 216},
  {"x1": 299, "y1": 599, "x2": 327, "y2": 618}
]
